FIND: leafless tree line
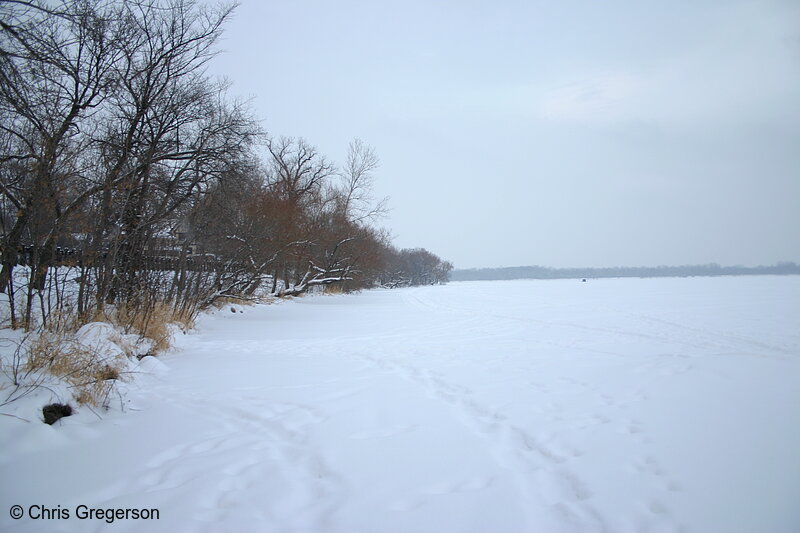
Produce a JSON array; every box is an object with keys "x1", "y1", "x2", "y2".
[{"x1": 0, "y1": 0, "x2": 451, "y2": 332}]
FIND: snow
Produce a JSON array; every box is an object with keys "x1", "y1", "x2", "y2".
[{"x1": 2, "y1": 276, "x2": 800, "y2": 533}]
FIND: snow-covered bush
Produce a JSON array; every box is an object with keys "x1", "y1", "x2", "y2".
[
  {"x1": 0, "y1": 321, "x2": 148, "y2": 411},
  {"x1": 23, "y1": 326, "x2": 129, "y2": 407}
]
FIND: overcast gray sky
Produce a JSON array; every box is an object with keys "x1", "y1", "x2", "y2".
[{"x1": 209, "y1": 0, "x2": 800, "y2": 269}]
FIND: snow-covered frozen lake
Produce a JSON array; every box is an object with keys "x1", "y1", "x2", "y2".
[{"x1": 2, "y1": 276, "x2": 800, "y2": 533}]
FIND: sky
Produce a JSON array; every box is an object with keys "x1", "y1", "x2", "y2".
[{"x1": 208, "y1": 0, "x2": 800, "y2": 269}]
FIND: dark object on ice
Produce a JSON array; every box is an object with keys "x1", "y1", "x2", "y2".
[
  {"x1": 581, "y1": 278, "x2": 587, "y2": 282},
  {"x1": 42, "y1": 403, "x2": 73, "y2": 425},
  {"x1": 230, "y1": 306, "x2": 237, "y2": 313}
]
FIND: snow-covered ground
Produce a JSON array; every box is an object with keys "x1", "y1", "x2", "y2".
[{"x1": 2, "y1": 276, "x2": 799, "y2": 533}]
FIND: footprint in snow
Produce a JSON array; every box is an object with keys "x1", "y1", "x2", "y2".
[{"x1": 536, "y1": 469, "x2": 592, "y2": 505}]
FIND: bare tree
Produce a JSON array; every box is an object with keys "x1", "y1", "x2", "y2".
[
  {"x1": 0, "y1": 0, "x2": 452, "y2": 341},
  {"x1": 338, "y1": 138, "x2": 388, "y2": 223},
  {"x1": 0, "y1": 0, "x2": 125, "y2": 326}
]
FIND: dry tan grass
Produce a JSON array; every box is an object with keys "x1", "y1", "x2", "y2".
[
  {"x1": 115, "y1": 301, "x2": 183, "y2": 354},
  {"x1": 49, "y1": 298, "x2": 195, "y2": 359},
  {"x1": 106, "y1": 330, "x2": 137, "y2": 358},
  {"x1": 44, "y1": 308, "x2": 82, "y2": 334},
  {"x1": 7, "y1": 297, "x2": 202, "y2": 408},
  {"x1": 171, "y1": 309, "x2": 196, "y2": 332},
  {"x1": 323, "y1": 284, "x2": 345, "y2": 295},
  {"x1": 131, "y1": 303, "x2": 173, "y2": 353},
  {"x1": 214, "y1": 296, "x2": 257, "y2": 308},
  {"x1": 25, "y1": 333, "x2": 126, "y2": 407}
]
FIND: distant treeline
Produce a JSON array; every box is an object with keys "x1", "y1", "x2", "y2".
[{"x1": 450, "y1": 262, "x2": 800, "y2": 282}]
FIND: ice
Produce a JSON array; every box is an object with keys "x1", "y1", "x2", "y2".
[{"x1": 1, "y1": 276, "x2": 799, "y2": 532}]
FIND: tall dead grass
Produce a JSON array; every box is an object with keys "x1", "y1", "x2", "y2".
[
  {"x1": 3, "y1": 297, "x2": 197, "y2": 409},
  {"x1": 90, "y1": 300, "x2": 196, "y2": 354},
  {"x1": 24, "y1": 333, "x2": 126, "y2": 407},
  {"x1": 323, "y1": 284, "x2": 345, "y2": 295}
]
